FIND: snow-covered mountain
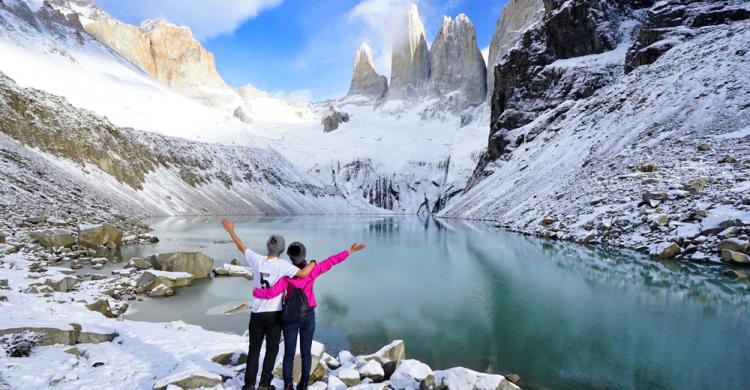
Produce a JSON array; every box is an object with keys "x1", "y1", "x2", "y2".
[
  {"x1": 1, "y1": 0, "x2": 748, "y2": 263},
  {"x1": 441, "y1": 0, "x2": 750, "y2": 263}
]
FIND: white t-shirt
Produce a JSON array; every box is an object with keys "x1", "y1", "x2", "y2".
[{"x1": 245, "y1": 249, "x2": 299, "y2": 313}]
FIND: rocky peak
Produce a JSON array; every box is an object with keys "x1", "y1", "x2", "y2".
[
  {"x1": 427, "y1": 14, "x2": 487, "y2": 110},
  {"x1": 386, "y1": 3, "x2": 430, "y2": 100},
  {"x1": 347, "y1": 43, "x2": 388, "y2": 100},
  {"x1": 486, "y1": 0, "x2": 545, "y2": 100}
]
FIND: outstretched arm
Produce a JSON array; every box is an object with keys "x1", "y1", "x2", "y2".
[
  {"x1": 221, "y1": 219, "x2": 247, "y2": 254},
  {"x1": 310, "y1": 243, "x2": 366, "y2": 279},
  {"x1": 253, "y1": 277, "x2": 289, "y2": 299}
]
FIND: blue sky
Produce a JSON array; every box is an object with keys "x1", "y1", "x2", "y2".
[{"x1": 96, "y1": 0, "x2": 508, "y2": 100}]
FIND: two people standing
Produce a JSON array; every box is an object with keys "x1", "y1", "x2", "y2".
[{"x1": 221, "y1": 219, "x2": 366, "y2": 390}]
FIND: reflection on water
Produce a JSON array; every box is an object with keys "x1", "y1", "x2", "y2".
[{"x1": 116, "y1": 216, "x2": 750, "y2": 390}]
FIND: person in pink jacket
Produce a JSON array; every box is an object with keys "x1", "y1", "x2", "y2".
[{"x1": 253, "y1": 241, "x2": 366, "y2": 390}]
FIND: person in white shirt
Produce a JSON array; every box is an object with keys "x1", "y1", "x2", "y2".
[{"x1": 222, "y1": 219, "x2": 315, "y2": 390}]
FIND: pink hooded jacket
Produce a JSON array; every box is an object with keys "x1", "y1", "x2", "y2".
[{"x1": 252, "y1": 250, "x2": 349, "y2": 308}]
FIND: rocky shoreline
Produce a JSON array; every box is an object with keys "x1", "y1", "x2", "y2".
[{"x1": 0, "y1": 215, "x2": 520, "y2": 390}]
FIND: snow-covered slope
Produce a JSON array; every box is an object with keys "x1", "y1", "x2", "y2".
[
  {"x1": 0, "y1": 71, "x2": 371, "y2": 216},
  {"x1": 0, "y1": 0, "x2": 310, "y2": 144},
  {"x1": 442, "y1": 0, "x2": 750, "y2": 263}
]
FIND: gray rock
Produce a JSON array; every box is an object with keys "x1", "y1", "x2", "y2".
[
  {"x1": 138, "y1": 270, "x2": 193, "y2": 291},
  {"x1": 386, "y1": 4, "x2": 430, "y2": 100},
  {"x1": 0, "y1": 233, "x2": 5, "y2": 244},
  {"x1": 147, "y1": 284, "x2": 175, "y2": 297},
  {"x1": 211, "y1": 350, "x2": 248, "y2": 366},
  {"x1": 359, "y1": 360, "x2": 385, "y2": 382},
  {"x1": 684, "y1": 177, "x2": 707, "y2": 194},
  {"x1": 78, "y1": 223, "x2": 124, "y2": 249},
  {"x1": 85, "y1": 299, "x2": 114, "y2": 318},
  {"x1": 321, "y1": 106, "x2": 351, "y2": 132},
  {"x1": 147, "y1": 252, "x2": 213, "y2": 279},
  {"x1": 31, "y1": 229, "x2": 76, "y2": 248},
  {"x1": 0, "y1": 323, "x2": 116, "y2": 346},
  {"x1": 651, "y1": 242, "x2": 681, "y2": 259},
  {"x1": 363, "y1": 340, "x2": 405, "y2": 379},
  {"x1": 642, "y1": 192, "x2": 667, "y2": 208},
  {"x1": 90, "y1": 274, "x2": 107, "y2": 281},
  {"x1": 434, "y1": 367, "x2": 519, "y2": 390},
  {"x1": 24, "y1": 215, "x2": 47, "y2": 224},
  {"x1": 128, "y1": 257, "x2": 152, "y2": 270},
  {"x1": 44, "y1": 275, "x2": 78, "y2": 292},
  {"x1": 428, "y1": 14, "x2": 487, "y2": 109},
  {"x1": 347, "y1": 43, "x2": 388, "y2": 100},
  {"x1": 233, "y1": 106, "x2": 252, "y2": 124}
]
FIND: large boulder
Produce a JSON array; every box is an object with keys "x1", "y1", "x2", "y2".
[
  {"x1": 362, "y1": 340, "x2": 405, "y2": 379},
  {"x1": 78, "y1": 223, "x2": 124, "y2": 249},
  {"x1": 74, "y1": 323, "x2": 119, "y2": 344},
  {"x1": 44, "y1": 275, "x2": 78, "y2": 292},
  {"x1": 31, "y1": 229, "x2": 76, "y2": 248},
  {"x1": 649, "y1": 242, "x2": 681, "y2": 259},
  {"x1": 128, "y1": 257, "x2": 153, "y2": 270},
  {"x1": 721, "y1": 250, "x2": 749, "y2": 264},
  {"x1": 433, "y1": 367, "x2": 520, "y2": 390},
  {"x1": 147, "y1": 252, "x2": 213, "y2": 279},
  {"x1": 273, "y1": 340, "x2": 326, "y2": 383},
  {"x1": 321, "y1": 106, "x2": 351, "y2": 132},
  {"x1": 137, "y1": 270, "x2": 194, "y2": 291}
]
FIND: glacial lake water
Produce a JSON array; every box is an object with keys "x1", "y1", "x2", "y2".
[{"x1": 115, "y1": 216, "x2": 750, "y2": 390}]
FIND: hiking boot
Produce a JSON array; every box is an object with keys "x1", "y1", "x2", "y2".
[
  {"x1": 241, "y1": 386, "x2": 256, "y2": 390},
  {"x1": 284, "y1": 384, "x2": 294, "y2": 390},
  {"x1": 258, "y1": 386, "x2": 275, "y2": 390},
  {"x1": 297, "y1": 383, "x2": 308, "y2": 390}
]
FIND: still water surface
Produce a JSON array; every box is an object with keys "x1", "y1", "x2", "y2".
[{"x1": 116, "y1": 216, "x2": 750, "y2": 390}]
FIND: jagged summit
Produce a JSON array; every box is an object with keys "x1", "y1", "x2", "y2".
[
  {"x1": 347, "y1": 43, "x2": 388, "y2": 100},
  {"x1": 428, "y1": 13, "x2": 487, "y2": 109},
  {"x1": 386, "y1": 3, "x2": 430, "y2": 100},
  {"x1": 486, "y1": 0, "x2": 545, "y2": 100}
]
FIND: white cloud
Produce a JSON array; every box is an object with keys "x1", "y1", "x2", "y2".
[{"x1": 94, "y1": 0, "x2": 282, "y2": 40}]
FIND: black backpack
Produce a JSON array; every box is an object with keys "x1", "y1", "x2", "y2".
[{"x1": 282, "y1": 287, "x2": 310, "y2": 323}]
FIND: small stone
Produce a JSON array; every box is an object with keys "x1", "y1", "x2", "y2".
[
  {"x1": 722, "y1": 269, "x2": 748, "y2": 280},
  {"x1": 229, "y1": 258, "x2": 240, "y2": 266},
  {"x1": 148, "y1": 284, "x2": 175, "y2": 297},
  {"x1": 651, "y1": 242, "x2": 681, "y2": 259},
  {"x1": 64, "y1": 347, "x2": 81, "y2": 356},
  {"x1": 684, "y1": 177, "x2": 707, "y2": 195},
  {"x1": 697, "y1": 143, "x2": 710, "y2": 151},
  {"x1": 90, "y1": 274, "x2": 107, "y2": 281},
  {"x1": 642, "y1": 192, "x2": 667, "y2": 208},
  {"x1": 640, "y1": 163, "x2": 657, "y2": 172},
  {"x1": 719, "y1": 155, "x2": 737, "y2": 164},
  {"x1": 541, "y1": 217, "x2": 555, "y2": 226}
]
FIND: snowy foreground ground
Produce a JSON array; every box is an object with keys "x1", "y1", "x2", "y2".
[{"x1": 0, "y1": 248, "x2": 518, "y2": 390}]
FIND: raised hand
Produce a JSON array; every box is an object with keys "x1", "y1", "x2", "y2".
[
  {"x1": 221, "y1": 218, "x2": 234, "y2": 232},
  {"x1": 348, "y1": 243, "x2": 366, "y2": 254}
]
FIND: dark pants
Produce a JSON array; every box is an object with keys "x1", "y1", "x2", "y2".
[
  {"x1": 282, "y1": 309, "x2": 316, "y2": 387},
  {"x1": 245, "y1": 311, "x2": 283, "y2": 389}
]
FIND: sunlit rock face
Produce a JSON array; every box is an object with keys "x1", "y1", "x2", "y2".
[
  {"x1": 486, "y1": 0, "x2": 545, "y2": 100},
  {"x1": 386, "y1": 4, "x2": 430, "y2": 100},
  {"x1": 347, "y1": 43, "x2": 388, "y2": 100},
  {"x1": 428, "y1": 14, "x2": 487, "y2": 109}
]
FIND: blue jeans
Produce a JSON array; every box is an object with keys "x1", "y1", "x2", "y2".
[{"x1": 282, "y1": 308, "x2": 316, "y2": 387}]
